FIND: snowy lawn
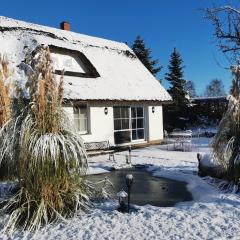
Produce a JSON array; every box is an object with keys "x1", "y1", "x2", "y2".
[{"x1": 1, "y1": 138, "x2": 240, "y2": 240}]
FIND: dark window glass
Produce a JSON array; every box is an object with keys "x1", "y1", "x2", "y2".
[
  {"x1": 137, "y1": 129, "x2": 144, "y2": 139},
  {"x1": 114, "y1": 107, "x2": 121, "y2": 119},
  {"x1": 132, "y1": 130, "x2": 137, "y2": 140},
  {"x1": 131, "y1": 108, "x2": 136, "y2": 118},
  {"x1": 114, "y1": 131, "x2": 131, "y2": 144},
  {"x1": 114, "y1": 119, "x2": 121, "y2": 130},
  {"x1": 122, "y1": 119, "x2": 129, "y2": 129},
  {"x1": 137, "y1": 107, "x2": 143, "y2": 117},
  {"x1": 132, "y1": 119, "x2": 137, "y2": 129},
  {"x1": 121, "y1": 107, "x2": 129, "y2": 118},
  {"x1": 137, "y1": 119, "x2": 144, "y2": 128}
]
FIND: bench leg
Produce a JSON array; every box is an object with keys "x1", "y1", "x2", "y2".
[{"x1": 109, "y1": 153, "x2": 115, "y2": 162}]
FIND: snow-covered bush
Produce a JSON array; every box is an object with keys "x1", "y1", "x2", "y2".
[
  {"x1": 0, "y1": 46, "x2": 91, "y2": 233},
  {"x1": 212, "y1": 95, "x2": 240, "y2": 182}
]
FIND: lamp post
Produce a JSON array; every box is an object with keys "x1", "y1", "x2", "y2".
[
  {"x1": 126, "y1": 174, "x2": 133, "y2": 213},
  {"x1": 126, "y1": 146, "x2": 132, "y2": 164}
]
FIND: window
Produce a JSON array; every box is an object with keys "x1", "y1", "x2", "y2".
[
  {"x1": 113, "y1": 106, "x2": 145, "y2": 144},
  {"x1": 49, "y1": 45, "x2": 100, "y2": 78},
  {"x1": 51, "y1": 52, "x2": 87, "y2": 74},
  {"x1": 73, "y1": 104, "x2": 88, "y2": 134},
  {"x1": 131, "y1": 107, "x2": 145, "y2": 140},
  {"x1": 114, "y1": 107, "x2": 131, "y2": 144}
]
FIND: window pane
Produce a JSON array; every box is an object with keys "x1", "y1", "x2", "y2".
[
  {"x1": 132, "y1": 119, "x2": 136, "y2": 129},
  {"x1": 114, "y1": 131, "x2": 131, "y2": 144},
  {"x1": 132, "y1": 130, "x2": 137, "y2": 140},
  {"x1": 122, "y1": 119, "x2": 129, "y2": 129},
  {"x1": 121, "y1": 107, "x2": 129, "y2": 118},
  {"x1": 137, "y1": 107, "x2": 143, "y2": 117},
  {"x1": 73, "y1": 105, "x2": 88, "y2": 133},
  {"x1": 79, "y1": 119, "x2": 87, "y2": 132},
  {"x1": 114, "y1": 119, "x2": 121, "y2": 130},
  {"x1": 74, "y1": 118, "x2": 80, "y2": 131},
  {"x1": 73, "y1": 107, "x2": 79, "y2": 114},
  {"x1": 114, "y1": 107, "x2": 121, "y2": 119},
  {"x1": 131, "y1": 108, "x2": 136, "y2": 118},
  {"x1": 79, "y1": 105, "x2": 87, "y2": 115},
  {"x1": 137, "y1": 118, "x2": 144, "y2": 128},
  {"x1": 137, "y1": 129, "x2": 144, "y2": 139}
]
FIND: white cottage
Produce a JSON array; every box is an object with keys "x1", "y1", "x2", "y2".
[{"x1": 0, "y1": 17, "x2": 171, "y2": 147}]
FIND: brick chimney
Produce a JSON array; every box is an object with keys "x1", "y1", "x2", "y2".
[{"x1": 60, "y1": 21, "x2": 70, "y2": 31}]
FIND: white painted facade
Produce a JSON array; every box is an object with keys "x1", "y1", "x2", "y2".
[{"x1": 63, "y1": 103, "x2": 164, "y2": 146}]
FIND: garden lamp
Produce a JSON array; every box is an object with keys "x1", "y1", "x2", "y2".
[
  {"x1": 126, "y1": 174, "x2": 133, "y2": 212},
  {"x1": 117, "y1": 190, "x2": 128, "y2": 212}
]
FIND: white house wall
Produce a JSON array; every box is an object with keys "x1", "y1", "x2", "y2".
[
  {"x1": 63, "y1": 104, "x2": 115, "y2": 145},
  {"x1": 63, "y1": 103, "x2": 164, "y2": 146},
  {"x1": 82, "y1": 104, "x2": 115, "y2": 145},
  {"x1": 147, "y1": 105, "x2": 163, "y2": 141}
]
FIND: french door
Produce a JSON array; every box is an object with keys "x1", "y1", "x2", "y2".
[{"x1": 113, "y1": 106, "x2": 145, "y2": 145}]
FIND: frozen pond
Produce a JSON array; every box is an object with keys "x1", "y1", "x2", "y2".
[{"x1": 87, "y1": 167, "x2": 192, "y2": 207}]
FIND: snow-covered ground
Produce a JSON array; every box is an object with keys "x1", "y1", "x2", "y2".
[{"x1": 1, "y1": 138, "x2": 240, "y2": 240}]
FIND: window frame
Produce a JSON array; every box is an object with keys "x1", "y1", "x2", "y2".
[
  {"x1": 113, "y1": 106, "x2": 145, "y2": 145},
  {"x1": 131, "y1": 107, "x2": 145, "y2": 141},
  {"x1": 49, "y1": 45, "x2": 100, "y2": 78},
  {"x1": 73, "y1": 103, "x2": 90, "y2": 135}
]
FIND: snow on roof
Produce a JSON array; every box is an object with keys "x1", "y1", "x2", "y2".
[{"x1": 0, "y1": 16, "x2": 171, "y2": 102}]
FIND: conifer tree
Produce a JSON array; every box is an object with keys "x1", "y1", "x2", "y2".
[
  {"x1": 165, "y1": 48, "x2": 188, "y2": 109},
  {"x1": 132, "y1": 35, "x2": 161, "y2": 76}
]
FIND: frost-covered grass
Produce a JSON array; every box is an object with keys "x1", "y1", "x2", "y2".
[{"x1": 1, "y1": 138, "x2": 240, "y2": 239}]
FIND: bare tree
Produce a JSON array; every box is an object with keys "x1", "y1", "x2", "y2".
[
  {"x1": 203, "y1": 79, "x2": 226, "y2": 97},
  {"x1": 205, "y1": 4, "x2": 240, "y2": 63}
]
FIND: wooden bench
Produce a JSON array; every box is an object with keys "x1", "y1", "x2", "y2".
[{"x1": 84, "y1": 140, "x2": 115, "y2": 159}]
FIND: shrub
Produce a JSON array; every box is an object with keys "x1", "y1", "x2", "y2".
[{"x1": 0, "y1": 46, "x2": 90, "y2": 233}]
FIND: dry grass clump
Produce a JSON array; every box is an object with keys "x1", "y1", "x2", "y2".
[
  {"x1": 0, "y1": 55, "x2": 12, "y2": 127},
  {"x1": 0, "y1": 56, "x2": 16, "y2": 180},
  {"x1": 212, "y1": 65, "x2": 240, "y2": 183},
  {"x1": 25, "y1": 46, "x2": 64, "y2": 134},
  {"x1": 212, "y1": 95, "x2": 240, "y2": 182},
  {"x1": 0, "y1": 46, "x2": 91, "y2": 233}
]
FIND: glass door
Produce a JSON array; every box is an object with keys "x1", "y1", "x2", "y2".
[
  {"x1": 113, "y1": 106, "x2": 145, "y2": 144},
  {"x1": 131, "y1": 107, "x2": 145, "y2": 141},
  {"x1": 113, "y1": 106, "x2": 131, "y2": 144}
]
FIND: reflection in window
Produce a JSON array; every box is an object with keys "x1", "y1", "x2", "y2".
[{"x1": 114, "y1": 106, "x2": 145, "y2": 144}]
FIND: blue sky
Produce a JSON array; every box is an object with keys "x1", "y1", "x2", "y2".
[{"x1": 0, "y1": 0, "x2": 236, "y2": 95}]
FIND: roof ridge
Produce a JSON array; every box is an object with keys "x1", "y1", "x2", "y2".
[{"x1": 0, "y1": 16, "x2": 129, "y2": 50}]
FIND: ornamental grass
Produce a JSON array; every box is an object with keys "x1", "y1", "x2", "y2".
[
  {"x1": 0, "y1": 46, "x2": 91, "y2": 233},
  {"x1": 0, "y1": 55, "x2": 12, "y2": 127},
  {"x1": 212, "y1": 95, "x2": 240, "y2": 182}
]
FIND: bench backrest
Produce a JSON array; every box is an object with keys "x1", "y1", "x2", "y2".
[{"x1": 84, "y1": 140, "x2": 110, "y2": 151}]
